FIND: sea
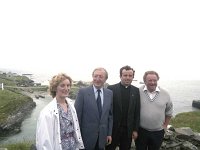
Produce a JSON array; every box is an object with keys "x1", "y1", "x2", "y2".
[
  {"x1": 157, "y1": 80, "x2": 200, "y2": 115},
  {"x1": 0, "y1": 80, "x2": 200, "y2": 144}
]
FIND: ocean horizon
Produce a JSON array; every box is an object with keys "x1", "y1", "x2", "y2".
[
  {"x1": 157, "y1": 80, "x2": 200, "y2": 115},
  {"x1": 1, "y1": 68, "x2": 199, "y2": 115}
]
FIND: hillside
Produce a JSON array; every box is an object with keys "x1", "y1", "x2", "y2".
[{"x1": 0, "y1": 71, "x2": 37, "y2": 135}]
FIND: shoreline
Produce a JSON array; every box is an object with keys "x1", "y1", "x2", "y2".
[{"x1": 0, "y1": 90, "x2": 48, "y2": 136}]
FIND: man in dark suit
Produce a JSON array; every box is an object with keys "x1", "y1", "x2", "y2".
[
  {"x1": 75, "y1": 67, "x2": 113, "y2": 150},
  {"x1": 106, "y1": 65, "x2": 140, "y2": 150}
]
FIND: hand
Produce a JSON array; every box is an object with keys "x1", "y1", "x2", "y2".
[
  {"x1": 163, "y1": 123, "x2": 168, "y2": 132},
  {"x1": 132, "y1": 131, "x2": 138, "y2": 140},
  {"x1": 107, "y1": 136, "x2": 112, "y2": 145}
]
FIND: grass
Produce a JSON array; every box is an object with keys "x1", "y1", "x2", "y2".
[
  {"x1": 0, "y1": 90, "x2": 32, "y2": 124},
  {"x1": 0, "y1": 141, "x2": 33, "y2": 150},
  {"x1": 0, "y1": 88, "x2": 35, "y2": 150},
  {"x1": 170, "y1": 110, "x2": 200, "y2": 132}
]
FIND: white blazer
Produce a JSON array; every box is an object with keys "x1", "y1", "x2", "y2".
[{"x1": 36, "y1": 97, "x2": 84, "y2": 150}]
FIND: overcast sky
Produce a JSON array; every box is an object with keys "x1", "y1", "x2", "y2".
[{"x1": 0, "y1": 0, "x2": 200, "y2": 84}]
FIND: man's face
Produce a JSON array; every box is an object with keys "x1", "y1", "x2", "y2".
[
  {"x1": 120, "y1": 69, "x2": 134, "y2": 86},
  {"x1": 145, "y1": 74, "x2": 158, "y2": 92},
  {"x1": 92, "y1": 69, "x2": 107, "y2": 89}
]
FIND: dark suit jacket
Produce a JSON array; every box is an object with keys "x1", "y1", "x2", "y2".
[
  {"x1": 75, "y1": 85, "x2": 113, "y2": 149},
  {"x1": 107, "y1": 82, "x2": 140, "y2": 138}
]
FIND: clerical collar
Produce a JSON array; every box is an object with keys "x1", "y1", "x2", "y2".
[{"x1": 120, "y1": 82, "x2": 130, "y2": 89}]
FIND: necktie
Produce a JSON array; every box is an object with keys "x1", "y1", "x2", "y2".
[{"x1": 97, "y1": 89, "x2": 102, "y2": 118}]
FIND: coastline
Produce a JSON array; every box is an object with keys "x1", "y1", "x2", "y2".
[{"x1": 0, "y1": 91, "x2": 38, "y2": 136}]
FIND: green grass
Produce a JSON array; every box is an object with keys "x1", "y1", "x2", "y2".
[
  {"x1": 0, "y1": 77, "x2": 16, "y2": 86},
  {"x1": 0, "y1": 90, "x2": 32, "y2": 123},
  {"x1": 0, "y1": 89, "x2": 35, "y2": 149},
  {"x1": 0, "y1": 141, "x2": 33, "y2": 150},
  {"x1": 170, "y1": 110, "x2": 200, "y2": 132}
]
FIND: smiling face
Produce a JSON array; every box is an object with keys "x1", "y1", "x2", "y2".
[
  {"x1": 56, "y1": 78, "x2": 71, "y2": 99},
  {"x1": 120, "y1": 69, "x2": 134, "y2": 86},
  {"x1": 144, "y1": 74, "x2": 158, "y2": 92},
  {"x1": 49, "y1": 73, "x2": 72, "y2": 98},
  {"x1": 92, "y1": 68, "x2": 107, "y2": 89}
]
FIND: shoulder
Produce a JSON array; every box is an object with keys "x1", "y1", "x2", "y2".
[
  {"x1": 130, "y1": 85, "x2": 139, "y2": 90},
  {"x1": 104, "y1": 88, "x2": 113, "y2": 94},
  {"x1": 66, "y1": 97, "x2": 75, "y2": 106},
  {"x1": 130, "y1": 85, "x2": 140, "y2": 94},
  {"x1": 139, "y1": 85, "x2": 145, "y2": 91},
  {"x1": 79, "y1": 86, "x2": 92, "y2": 92},
  {"x1": 42, "y1": 99, "x2": 55, "y2": 111},
  {"x1": 38, "y1": 99, "x2": 56, "y2": 118},
  {"x1": 158, "y1": 86, "x2": 170, "y2": 95},
  {"x1": 107, "y1": 83, "x2": 119, "y2": 89}
]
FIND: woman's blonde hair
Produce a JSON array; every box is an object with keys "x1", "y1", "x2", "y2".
[{"x1": 49, "y1": 73, "x2": 72, "y2": 98}]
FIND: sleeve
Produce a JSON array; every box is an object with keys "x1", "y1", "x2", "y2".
[
  {"x1": 36, "y1": 110, "x2": 55, "y2": 150},
  {"x1": 165, "y1": 98, "x2": 173, "y2": 117},
  {"x1": 107, "y1": 91, "x2": 113, "y2": 136},
  {"x1": 74, "y1": 89, "x2": 84, "y2": 127},
  {"x1": 133, "y1": 89, "x2": 141, "y2": 131}
]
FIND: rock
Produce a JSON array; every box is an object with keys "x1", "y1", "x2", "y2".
[
  {"x1": 30, "y1": 144, "x2": 37, "y2": 150},
  {"x1": 175, "y1": 127, "x2": 195, "y2": 140},
  {"x1": 38, "y1": 94, "x2": 45, "y2": 98},
  {"x1": 182, "y1": 141, "x2": 198, "y2": 150},
  {"x1": 192, "y1": 100, "x2": 200, "y2": 109},
  {"x1": 130, "y1": 126, "x2": 200, "y2": 150},
  {"x1": 0, "y1": 99, "x2": 36, "y2": 135}
]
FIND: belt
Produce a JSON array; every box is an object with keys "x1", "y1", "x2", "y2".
[{"x1": 61, "y1": 132, "x2": 74, "y2": 139}]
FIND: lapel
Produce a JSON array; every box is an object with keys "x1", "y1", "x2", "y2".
[
  {"x1": 88, "y1": 86, "x2": 101, "y2": 119},
  {"x1": 101, "y1": 88, "x2": 109, "y2": 118}
]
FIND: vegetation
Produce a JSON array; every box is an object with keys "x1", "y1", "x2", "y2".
[
  {"x1": 0, "y1": 73, "x2": 33, "y2": 87},
  {"x1": 69, "y1": 86, "x2": 80, "y2": 99},
  {"x1": 0, "y1": 141, "x2": 33, "y2": 150},
  {"x1": 0, "y1": 90, "x2": 32, "y2": 124},
  {"x1": 170, "y1": 110, "x2": 200, "y2": 132}
]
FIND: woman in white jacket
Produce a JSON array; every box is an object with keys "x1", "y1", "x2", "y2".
[{"x1": 36, "y1": 73, "x2": 84, "y2": 150}]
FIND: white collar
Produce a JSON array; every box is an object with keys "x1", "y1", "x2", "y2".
[{"x1": 143, "y1": 86, "x2": 160, "y2": 93}]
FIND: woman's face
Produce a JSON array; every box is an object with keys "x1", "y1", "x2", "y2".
[{"x1": 56, "y1": 78, "x2": 71, "y2": 98}]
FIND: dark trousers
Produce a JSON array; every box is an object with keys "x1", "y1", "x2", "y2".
[
  {"x1": 135, "y1": 127, "x2": 164, "y2": 150},
  {"x1": 106, "y1": 126, "x2": 132, "y2": 150},
  {"x1": 83, "y1": 136, "x2": 104, "y2": 150},
  {"x1": 94, "y1": 136, "x2": 104, "y2": 150}
]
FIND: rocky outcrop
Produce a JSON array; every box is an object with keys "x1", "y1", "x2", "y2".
[
  {"x1": 35, "y1": 94, "x2": 45, "y2": 99},
  {"x1": 129, "y1": 126, "x2": 200, "y2": 150},
  {"x1": 0, "y1": 99, "x2": 36, "y2": 135},
  {"x1": 161, "y1": 126, "x2": 200, "y2": 149},
  {"x1": 192, "y1": 100, "x2": 200, "y2": 109}
]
